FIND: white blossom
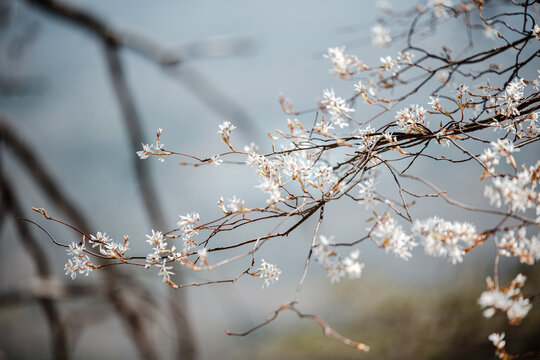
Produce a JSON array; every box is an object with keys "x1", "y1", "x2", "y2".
[
  {"x1": 255, "y1": 178, "x2": 283, "y2": 205},
  {"x1": 136, "y1": 143, "x2": 153, "y2": 159},
  {"x1": 310, "y1": 163, "x2": 337, "y2": 192},
  {"x1": 67, "y1": 242, "x2": 85, "y2": 257},
  {"x1": 197, "y1": 248, "x2": 208, "y2": 262},
  {"x1": 324, "y1": 46, "x2": 359, "y2": 78},
  {"x1": 380, "y1": 55, "x2": 400, "y2": 75},
  {"x1": 483, "y1": 24, "x2": 499, "y2": 40},
  {"x1": 321, "y1": 88, "x2": 354, "y2": 128},
  {"x1": 428, "y1": 0, "x2": 453, "y2": 19},
  {"x1": 146, "y1": 230, "x2": 167, "y2": 252},
  {"x1": 258, "y1": 259, "x2": 281, "y2": 288},
  {"x1": 178, "y1": 212, "x2": 200, "y2": 228},
  {"x1": 500, "y1": 78, "x2": 526, "y2": 116},
  {"x1": 397, "y1": 51, "x2": 415, "y2": 64},
  {"x1": 89, "y1": 231, "x2": 123, "y2": 257},
  {"x1": 64, "y1": 258, "x2": 93, "y2": 279},
  {"x1": 178, "y1": 212, "x2": 201, "y2": 251},
  {"x1": 525, "y1": 112, "x2": 539, "y2": 136},
  {"x1": 313, "y1": 119, "x2": 335, "y2": 134},
  {"x1": 484, "y1": 160, "x2": 539, "y2": 214},
  {"x1": 506, "y1": 78, "x2": 525, "y2": 102},
  {"x1": 243, "y1": 142, "x2": 259, "y2": 153},
  {"x1": 280, "y1": 153, "x2": 313, "y2": 182},
  {"x1": 354, "y1": 81, "x2": 366, "y2": 94},
  {"x1": 534, "y1": 24, "x2": 540, "y2": 40},
  {"x1": 478, "y1": 274, "x2": 532, "y2": 325},
  {"x1": 395, "y1": 104, "x2": 428, "y2": 133},
  {"x1": 488, "y1": 332, "x2": 506, "y2": 349},
  {"x1": 499, "y1": 228, "x2": 540, "y2": 265},
  {"x1": 479, "y1": 148, "x2": 500, "y2": 174},
  {"x1": 371, "y1": 24, "x2": 392, "y2": 47},
  {"x1": 218, "y1": 121, "x2": 236, "y2": 138},
  {"x1": 158, "y1": 260, "x2": 175, "y2": 282},
  {"x1": 64, "y1": 242, "x2": 93, "y2": 280},
  {"x1": 208, "y1": 155, "x2": 223, "y2": 167},
  {"x1": 479, "y1": 139, "x2": 520, "y2": 177},
  {"x1": 314, "y1": 236, "x2": 364, "y2": 283},
  {"x1": 437, "y1": 70, "x2": 449, "y2": 83},
  {"x1": 343, "y1": 250, "x2": 364, "y2": 279},
  {"x1": 371, "y1": 216, "x2": 417, "y2": 260},
  {"x1": 357, "y1": 178, "x2": 376, "y2": 209},
  {"x1": 428, "y1": 96, "x2": 440, "y2": 111},
  {"x1": 507, "y1": 296, "x2": 532, "y2": 322},
  {"x1": 246, "y1": 152, "x2": 266, "y2": 167},
  {"x1": 412, "y1": 217, "x2": 482, "y2": 264},
  {"x1": 227, "y1": 196, "x2": 245, "y2": 212}
]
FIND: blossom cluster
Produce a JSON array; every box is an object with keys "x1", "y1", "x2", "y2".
[
  {"x1": 324, "y1": 47, "x2": 363, "y2": 78},
  {"x1": 499, "y1": 78, "x2": 525, "y2": 117},
  {"x1": 498, "y1": 228, "x2": 540, "y2": 265},
  {"x1": 479, "y1": 139, "x2": 518, "y2": 176},
  {"x1": 140, "y1": 214, "x2": 204, "y2": 283},
  {"x1": 412, "y1": 217, "x2": 483, "y2": 264},
  {"x1": 488, "y1": 332, "x2": 507, "y2": 359},
  {"x1": 371, "y1": 215, "x2": 418, "y2": 261},
  {"x1": 481, "y1": 77, "x2": 539, "y2": 136},
  {"x1": 313, "y1": 235, "x2": 364, "y2": 283},
  {"x1": 64, "y1": 232, "x2": 130, "y2": 280},
  {"x1": 484, "y1": 160, "x2": 539, "y2": 218},
  {"x1": 218, "y1": 195, "x2": 246, "y2": 214},
  {"x1": 90, "y1": 231, "x2": 128, "y2": 258},
  {"x1": 395, "y1": 105, "x2": 429, "y2": 134},
  {"x1": 371, "y1": 24, "x2": 391, "y2": 47},
  {"x1": 245, "y1": 139, "x2": 341, "y2": 205},
  {"x1": 357, "y1": 178, "x2": 376, "y2": 209},
  {"x1": 218, "y1": 121, "x2": 236, "y2": 147},
  {"x1": 64, "y1": 242, "x2": 93, "y2": 280},
  {"x1": 178, "y1": 212, "x2": 201, "y2": 251},
  {"x1": 380, "y1": 55, "x2": 399, "y2": 76},
  {"x1": 258, "y1": 259, "x2": 281, "y2": 288},
  {"x1": 478, "y1": 274, "x2": 532, "y2": 325},
  {"x1": 136, "y1": 128, "x2": 166, "y2": 160},
  {"x1": 145, "y1": 230, "x2": 168, "y2": 268},
  {"x1": 321, "y1": 88, "x2": 354, "y2": 128}
]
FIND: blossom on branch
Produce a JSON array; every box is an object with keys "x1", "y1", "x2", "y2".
[
  {"x1": 498, "y1": 228, "x2": 540, "y2": 265},
  {"x1": 478, "y1": 274, "x2": 532, "y2": 325},
  {"x1": 412, "y1": 217, "x2": 483, "y2": 264},
  {"x1": 371, "y1": 24, "x2": 391, "y2": 47},
  {"x1": 258, "y1": 259, "x2": 281, "y2": 288},
  {"x1": 321, "y1": 88, "x2": 354, "y2": 128},
  {"x1": 64, "y1": 242, "x2": 94, "y2": 279},
  {"x1": 324, "y1": 47, "x2": 361, "y2": 78},
  {"x1": 395, "y1": 104, "x2": 429, "y2": 134},
  {"x1": 314, "y1": 235, "x2": 365, "y2": 283},
  {"x1": 371, "y1": 216, "x2": 417, "y2": 260}
]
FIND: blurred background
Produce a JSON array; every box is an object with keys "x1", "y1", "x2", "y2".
[{"x1": 0, "y1": 0, "x2": 539, "y2": 359}]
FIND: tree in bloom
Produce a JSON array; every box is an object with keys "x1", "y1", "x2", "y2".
[{"x1": 21, "y1": 0, "x2": 540, "y2": 358}]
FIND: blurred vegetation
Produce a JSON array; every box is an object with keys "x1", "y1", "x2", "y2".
[{"x1": 232, "y1": 264, "x2": 540, "y2": 360}]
